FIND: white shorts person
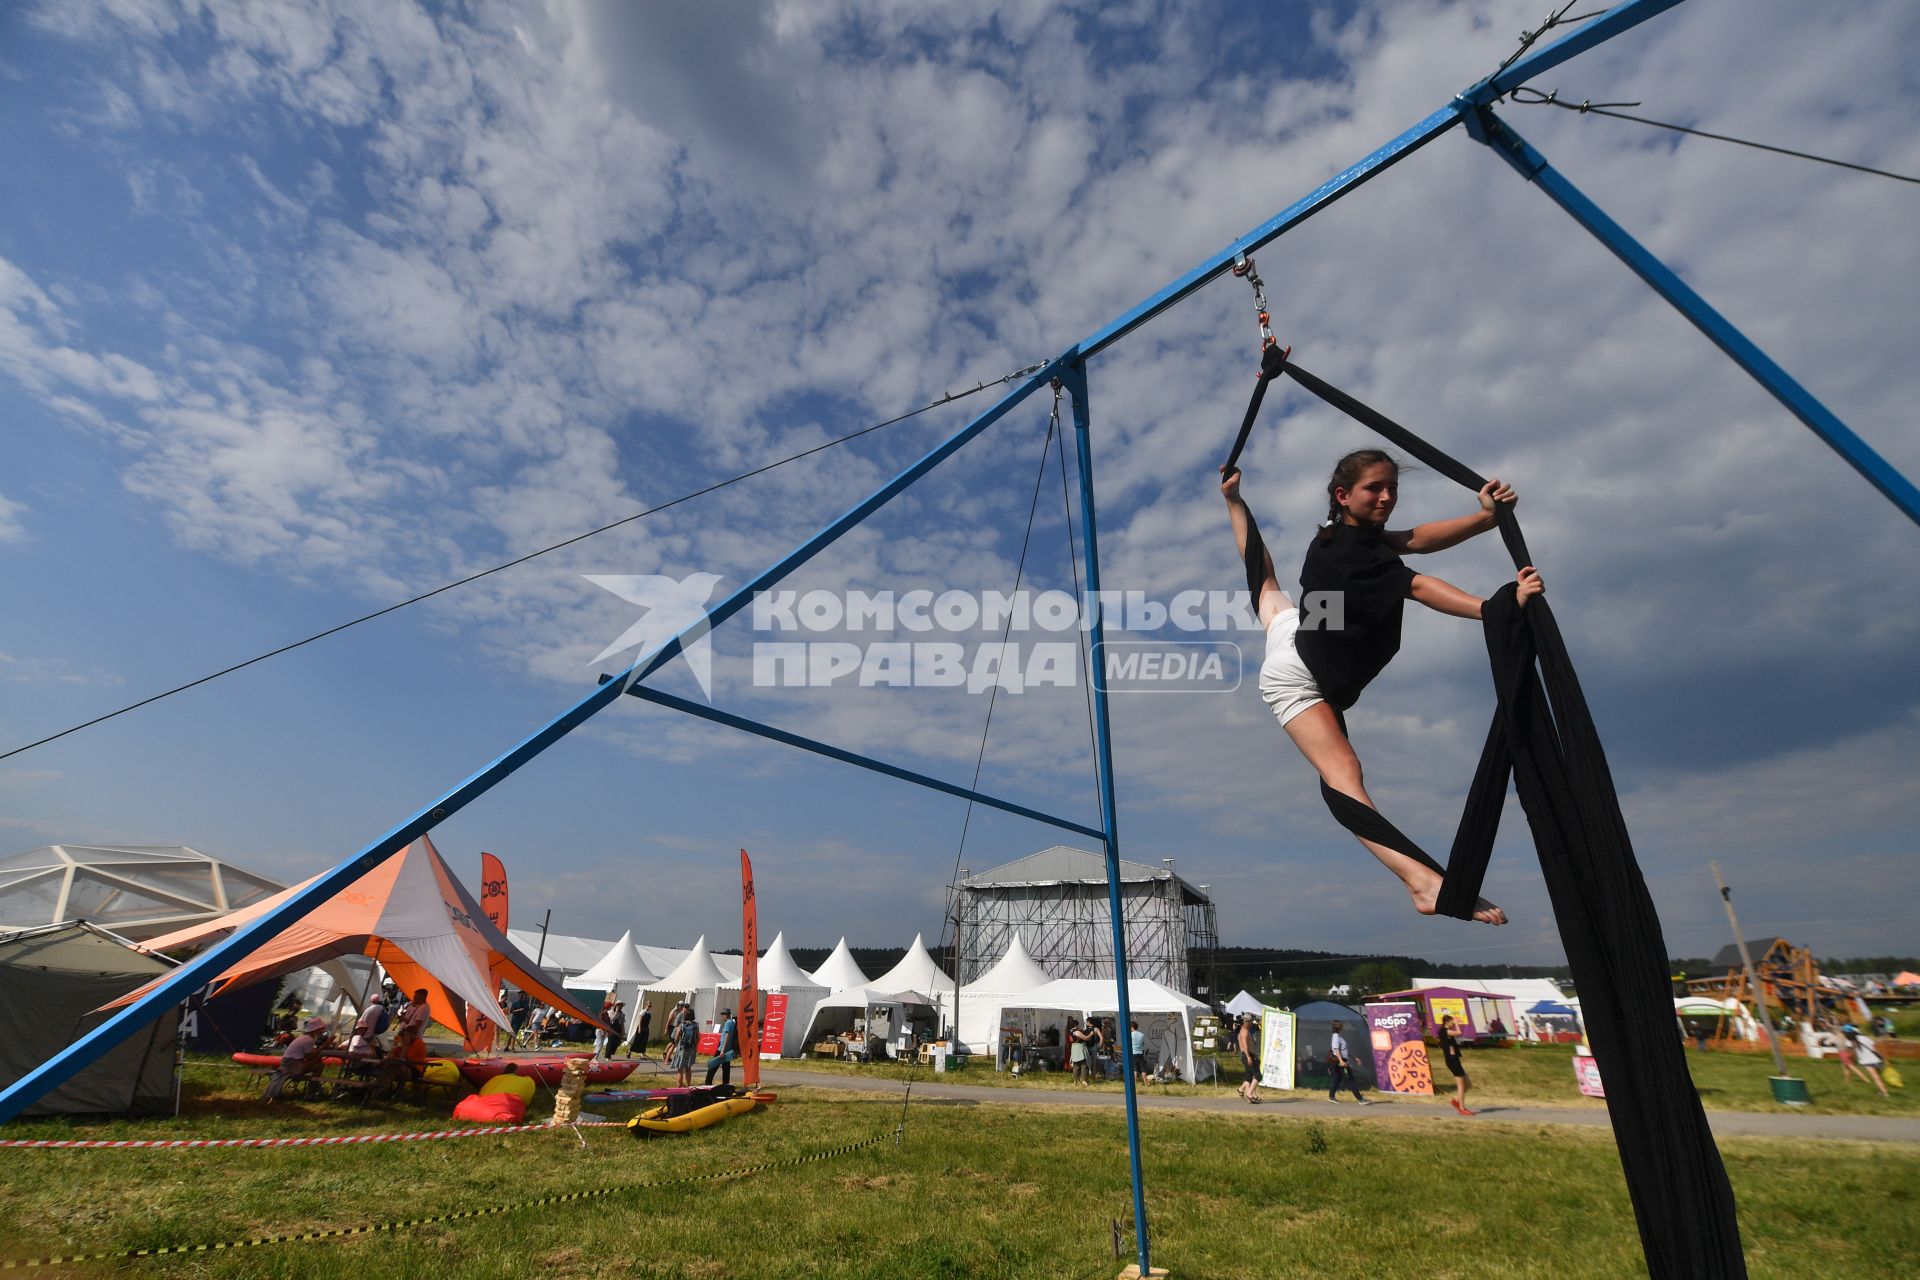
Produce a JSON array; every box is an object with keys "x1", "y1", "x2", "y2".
[{"x1": 1258, "y1": 607, "x2": 1326, "y2": 727}]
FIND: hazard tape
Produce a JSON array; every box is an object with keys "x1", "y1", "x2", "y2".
[
  {"x1": 0, "y1": 1133, "x2": 887, "y2": 1269},
  {"x1": 0, "y1": 1121, "x2": 625, "y2": 1150}
]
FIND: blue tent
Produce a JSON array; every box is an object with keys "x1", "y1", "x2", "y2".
[{"x1": 1529, "y1": 1000, "x2": 1577, "y2": 1016}]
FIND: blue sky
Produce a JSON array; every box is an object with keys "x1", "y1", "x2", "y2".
[{"x1": 2, "y1": 0, "x2": 1916, "y2": 969}]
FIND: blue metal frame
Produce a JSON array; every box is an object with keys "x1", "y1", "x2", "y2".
[
  {"x1": 9, "y1": 1, "x2": 1912, "y2": 1272},
  {"x1": 1463, "y1": 106, "x2": 1920, "y2": 526},
  {"x1": 1062, "y1": 362, "x2": 1153, "y2": 1278},
  {"x1": 607, "y1": 680, "x2": 1107, "y2": 843}
]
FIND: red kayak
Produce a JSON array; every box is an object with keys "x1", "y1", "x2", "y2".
[
  {"x1": 233, "y1": 1051, "x2": 352, "y2": 1071},
  {"x1": 457, "y1": 1056, "x2": 636, "y2": 1087}
]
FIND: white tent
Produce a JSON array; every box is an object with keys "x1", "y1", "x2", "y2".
[
  {"x1": 955, "y1": 934, "x2": 1055, "y2": 1056},
  {"x1": 1000, "y1": 977, "x2": 1205, "y2": 1082},
  {"x1": 1224, "y1": 990, "x2": 1265, "y2": 1018},
  {"x1": 800, "y1": 985, "x2": 937, "y2": 1061},
  {"x1": 638, "y1": 935, "x2": 731, "y2": 1031},
  {"x1": 573, "y1": 930, "x2": 659, "y2": 1031},
  {"x1": 870, "y1": 933, "x2": 947, "y2": 994},
  {"x1": 810, "y1": 936, "x2": 871, "y2": 992},
  {"x1": 714, "y1": 931, "x2": 829, "y2": 1058}
]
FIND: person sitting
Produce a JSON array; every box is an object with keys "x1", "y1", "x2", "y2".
[
  {"x1": 265, "y1": 1017, "x2": 332, "y2": 1101},
  {"x1": 477, "y1": 1060, "x2": 538, "y2": 1104},
  {"x1": 375, "y1": 1025, "x2": 431, "y2": 1096}
]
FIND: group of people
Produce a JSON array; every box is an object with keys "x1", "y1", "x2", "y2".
[
  {"x1": 1062, "y1": 1016, "x2": 1148, "y2": 1086},
  {"x1": 263, "y1": 985, "x2": 434, "y2": 1102},
  {"x1": 661, "y1": 1000, "x2": 742, "y2": 1088},
  {"x1": 1827, "y1": 1021, "x2": 1895, "y2": 1097},
  {"x1": 1231, "y1": 1013, "x2": 1373, "y2": 1106}
]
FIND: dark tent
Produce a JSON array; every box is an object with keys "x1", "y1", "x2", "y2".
[
  {"x1": 1291, "y1": 1000, "x2": 1375, "y2": 1091},
  {"x1": 0, "y1": 922, "x2": 178, "y2": 1116}
]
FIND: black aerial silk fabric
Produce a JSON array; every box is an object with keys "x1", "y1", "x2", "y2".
[{"x1": 1249, "y1": 356, "x2": 1747, "y2": 1278}]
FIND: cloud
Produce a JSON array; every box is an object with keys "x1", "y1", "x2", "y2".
[
  {"x1": 0, "y1": 493, "x2": 29, "y2": 545},
  {"x1": 5, "y1": 0, "x2": 1915, "y2": 956}
]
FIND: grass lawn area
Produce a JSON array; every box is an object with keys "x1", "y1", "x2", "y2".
[
  {"x1": 0, "y1": 1061, "x2": 1913, "y2": 1278},
  {"x1": 774, "y1": 1041, "x2": 1920, "y2": 1117}
]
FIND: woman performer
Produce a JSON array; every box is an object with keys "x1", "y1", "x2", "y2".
[
  {"x1": 1437, "y1": 1013, "x2": 1474, "y2": 1115},
  {"x1": 1222, "y1": 451, "x2": 1543, "y2": 925}
]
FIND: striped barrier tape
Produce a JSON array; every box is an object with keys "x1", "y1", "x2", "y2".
[
  {"x1": 0, "y1": 1121, "x2": 625, "y2": 1150},
  {"x1": 0, "y1": 1132, "x2": 887, "y2": 1269}
]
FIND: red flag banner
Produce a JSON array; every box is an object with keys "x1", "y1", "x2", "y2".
[
  {"x1": 739, "y1": 848, "x2": 761, "y2": 1088},
  {"x1": 476, "y1": 852, "x2": 509, "y2": 1052}
]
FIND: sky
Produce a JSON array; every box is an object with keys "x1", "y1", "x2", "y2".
[{"x1": 2, "y1": 0, "x2": 1916, "y2": 972}]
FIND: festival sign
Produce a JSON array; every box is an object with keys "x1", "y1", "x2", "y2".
[
  {"x1": 1366, "y1": 1001, "x2": 1433, "y2": 1095},
  {"x1": 739, "y1": 848, "x2": 761, "y2": 1087},
  {"x1": 474, "y1": 852, "x2": 509, "y2": 1053},
  {"x1": 1573, "y1": 1051, "x2": 1606, "y2": 1098},
  {"x1": 1258, "y1": 1006, "x2": 1296, "y2": 1090},
  {"x1": 1427, "y1": 995, "x2": 1469, "y2": 1032},
  {"x1": 760, "y1": 992, "x2": 789, "y2": 1059}
]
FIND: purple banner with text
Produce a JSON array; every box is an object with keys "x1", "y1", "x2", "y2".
[{"x1": 1365, "y1": 1001, "x2": 1433, "y2": 1095}]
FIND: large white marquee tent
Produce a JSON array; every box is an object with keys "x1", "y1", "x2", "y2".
[
  {"x1": 1000, "y1": 977, "x2": 1205, "y2": 1082},
  {"x1": 716, "y1": 931, "x2": 829, "y2": 1058},
  {"x1": 955, "y1": 934, "x2": 1055, "y2": 1055},
  {"x1": 809, "y1": 937, "x2": 871, "y2": 992}
]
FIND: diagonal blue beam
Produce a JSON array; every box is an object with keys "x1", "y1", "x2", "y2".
[
  {"x1": 605, "y1": 679, "x2": 1107, "y2": 844},
  {"x1": 1465, "y1": 107, "x2": 1920, "y2": 526},
  {"x1": 0, "y1": 354, "x2": 1072, "y2": 1123},
  {"x1": 1078, "y1": 0, "x2": 1688, "y2": 360}
]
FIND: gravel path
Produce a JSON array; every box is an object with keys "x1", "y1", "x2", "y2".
[{"x1": 755, "y1": 1067, "x2": 1920, "y2": 1144}]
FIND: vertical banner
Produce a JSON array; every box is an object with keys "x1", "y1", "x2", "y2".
[
  {"x1": 760, "y1": 992, "x2": 788, "y2": 1059},
  {"x1": 1366, "y1": 1002, "x2": 1433, "y2": 1095},
  {"x1": 474, "y1": 852, "x2": 510, "y2": 1053},
  {"x1": 1573, "y1": 1052, "x2": 1606, "y2": 1097},
  {"x1": 739, "y1": 849, "x2": 761, "y2": 1089},
  {"x1": 1258, "y1": 1007, "x2": 1296, "y2": 1090}
]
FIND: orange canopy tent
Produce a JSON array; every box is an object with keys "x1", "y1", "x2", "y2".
[{"x1": 112, "y1": 835, "x2": 603, "y2": 1049}]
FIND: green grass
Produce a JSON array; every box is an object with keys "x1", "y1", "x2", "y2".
[
  {"x1": 1, "y1": 1059, "x2": 1911, "y2": 1278},
  {"x1": 772, "y1": 1040, "x2": 1920, "y2": 1116}
]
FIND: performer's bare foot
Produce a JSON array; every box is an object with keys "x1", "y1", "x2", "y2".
[{"x1": 1409, "y1": 871, "x2": 1507, "y2": 925}]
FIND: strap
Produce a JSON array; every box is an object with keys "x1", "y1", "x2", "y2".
[{"x1": 1221, "y1": 342, "x2": 1292, "y2": 476}]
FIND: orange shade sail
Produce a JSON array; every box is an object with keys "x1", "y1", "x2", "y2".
[{"x1": 112, "y1": 835, "x2": 603, "y2": 1048}]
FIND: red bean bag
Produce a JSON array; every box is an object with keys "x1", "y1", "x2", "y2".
[{"x1": 452, "y1": 1091, "x2": 526, "y2": 1123}]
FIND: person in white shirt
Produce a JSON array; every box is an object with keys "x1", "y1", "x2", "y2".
[{"x1": 1326, "y1": 1021, "x2": 1370, "y2": 1104}]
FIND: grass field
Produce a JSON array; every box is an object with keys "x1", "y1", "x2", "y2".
[
  {"x1": 772, "y1": 1039, "x2": 1919, "y2": 1116},
  {"x1": 0, "y1": 1059, "x2": 1914, "y2": 1278}
]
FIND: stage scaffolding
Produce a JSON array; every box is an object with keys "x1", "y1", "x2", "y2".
[{"x1": 945, "y1": 846, "x2": 1217, "y2": 999}]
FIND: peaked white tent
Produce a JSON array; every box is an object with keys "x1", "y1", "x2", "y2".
[
  {"x1": 1224, "y1": 990, "x2": 1265, "y2": 1018},
  {"x1": 800, "y1": 984, "x2": 937, "y2": 1060},
  {"x1": 955, "y1": 934, "x2": 1055, "y2": 1056},
  {"x1": 715, "y1": 931, "x2": 829, "y2": 1058},
  {"x1": 573, "y1": 930, "x2": 659, "y2": 1026},
  {"x1": 870, "y1": 933, "x2": 947, "y2": 994},
  {"x1": 1001, "y1": 977, "x2": 1205, "y2": 1082},
  {"x1": 638, "y1": 935, "x2": 731, "y2": 1031},
  {"x1": 810, "y1": 937, "x2": 871, "y2": 992}
]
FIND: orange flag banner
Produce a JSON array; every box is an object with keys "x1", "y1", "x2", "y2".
[
  {"x1": 475, "y1": 852, "x2": 510, "y2": 1052},
  {"x1": 739, "y1": 848, "x2": 761, "y2": 1089}
]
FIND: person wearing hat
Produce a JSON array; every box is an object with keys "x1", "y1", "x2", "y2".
[
  {"x1": 704, "y1": 1006, "x2": 741, "y2": 1088},
  {"x1": 265, "y1": 1017, "x2": 333, "y2": 1101}
]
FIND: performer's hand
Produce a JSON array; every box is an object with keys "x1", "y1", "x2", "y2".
[
  {"x1": 1516, "y1": 566, "x2": 1544, "y2": 606},
  {"x1": 1220, "y1": 464, "x2": 1242, "y2": 502},
  {"x1": 1479, "y1": 478, "x2": 1517, "y2": 513}
]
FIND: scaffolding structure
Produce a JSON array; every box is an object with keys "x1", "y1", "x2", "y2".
[{"x1": 947, "y1": 847, "x2": 1218, "y2": 998}]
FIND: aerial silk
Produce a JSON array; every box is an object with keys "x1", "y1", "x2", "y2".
[{"x1": 1237, "y1": 354, "x2": 1746, "y2": 1278}]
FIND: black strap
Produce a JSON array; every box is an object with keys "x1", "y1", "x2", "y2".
[
  {"x1": 1282, "y1": 362, "x2": 1744, "y2": 1278},
  {"x1": 1221, "y1": 342, "x2": 1292, "y2": 476}
]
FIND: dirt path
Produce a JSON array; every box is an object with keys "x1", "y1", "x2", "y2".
[{"x1": 754, "y1": 1067, "x2": 1920, "y2": 1144}]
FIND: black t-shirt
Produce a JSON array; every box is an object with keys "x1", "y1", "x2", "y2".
[{"x1": 1295, "y1": 522, "x2": 1418, "y2": 710}]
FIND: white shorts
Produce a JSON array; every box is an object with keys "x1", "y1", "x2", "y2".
[{"x1": 1258, "y1": 608, "x2": 1326, "y2": 728}]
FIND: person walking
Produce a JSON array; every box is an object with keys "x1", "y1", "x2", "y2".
[
  {"x1": 1236, "y1": 1014, "x2": 1263, "y2": 1104},
  {"x1": 628, "y1": 1002, "x2": 654, "y2": 1059},
  {"x1": 705, "y1": 1007, "x2": 740, "y2": 1088},
  {"x1": 1438, "y1": 1014, "x2": 1474, "y2": 1115},
  {"x1": 669, "y1": 1009, "x2": 699, "y2": 1088},
  {"x1": 1845, "y1": 1025, "x2": 1891, "y2": 1097},
  {"x1": 1327, "y1": 1020, "x2": 1370, "y2": 1104}
]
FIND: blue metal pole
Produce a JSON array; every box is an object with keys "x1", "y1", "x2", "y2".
[
  {"x1": 1464, "y1": 107, "x2": 1920, "y2": 527},
  {"x1": 1063, "y1": 363, "x2": 1152, "y2": 1278},
  {"x1": 1076, "y1": 0, "x2": 1689, "y2": 360},
  {"x1": 609, "y1": 680, "x2": 1107, "y2": 843},
  {"x1": 0, "y1": 357, "x2": 1067, "y2": 1123}
]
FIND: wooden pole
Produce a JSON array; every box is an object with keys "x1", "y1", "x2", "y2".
[{"x1": 1710, "y1": 861, "x2": 1789, "y2": 1077}]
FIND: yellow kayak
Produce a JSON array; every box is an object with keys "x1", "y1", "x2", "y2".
[{"x1": 626, "y1": 1094, "x2": 760, "y2": 1136}]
